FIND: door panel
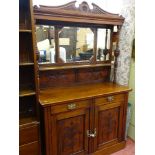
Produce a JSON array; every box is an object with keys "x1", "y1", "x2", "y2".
[
  {"x1": 94, "y1": 102, "x2": 123, "y2": 151},
  {"x1": 51, "y1": 108, "x2": 89, "y2": 155},
  {"x1": 98, "y1": 107, "x2": 119, "y2": 144}
]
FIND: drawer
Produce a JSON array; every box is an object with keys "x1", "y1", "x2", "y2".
[
  {"x1": 19, "y1": 141, "x2": 39, "y2": 155},
  {"x1": 19, "y1": 124, "x2": 39, "y2": 146},
  {"x1": 95, "y1": 94, "x2": 125, "y2": 106},
  {"x1": 51, "y1": 100, "x2": 90, "y2": 114}
]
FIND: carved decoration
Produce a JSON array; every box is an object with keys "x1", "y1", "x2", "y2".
[
  {"x1": 91, "y1": 3, "x2": 118, "y2": 15},
  {"x1": 39, "y1": 66, "x2": 110, "y2": 88},
  {"x1": 35, "y1": 1, "x2": 120, "y2": 16},
  {"x1": 79, "y1": 1, "x2": 90, "y2": 13},
  {"x1": 36, "y1": 1, "x2": 77, "y2": 11}
]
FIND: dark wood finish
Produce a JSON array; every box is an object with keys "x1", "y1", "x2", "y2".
[
  {"x1": 19, "y1": 29, "x2": 32, "y2": 33},
  {"x1": 34, "y1": 1, "x2": 124, "y2": 70},
  {"x1": 40, "y1": 84, "x2": 131, "y2": 155},
  {"x1": 19, "y1": 0, "x2": 31, "y2": 29},
  {"x1": 19, "y1": 62, "x2": 34, "y2": 66},
  {"x1": 31, "y1": 1, "x2": 131, "y2": 155},
  {"x1": 39, "y1": 66, "x2": 111, "y2": 88},
  {"x1": 19, "y1": 33, "x2": 33, "y2": 64},
  {"x1": 51, "y1": 108, "x2": 90, "y2": 155},
  {"x1": 93, "y1": 141, "x2": 126, "y2": 155},
  {"x1": 39, "y1": 82, "x2": 131, "y2": 106},
  {"x1": 19, "y1": 117, "x2": 37, "y2": 126},
  {"x1": 109, "y1": 28, "x2": 114, "y2": 60},
  {"x1": 20, "y1": 123, "x2": 39, "y2": 145},
  {"x1": 51, "y1": 100, "x2": 90, "y2": 114},
  {"x1": 94, "y1": 98, "x2": 124, "y2": 152},
  {"x1": 19, "y1": 66, "x2": 35, "y2": 91},
  {"x1": 39, "y1": 63, "x2": 111, "y2": 71},
  {"x1": 19, "y1": 89, "x2": 36, "y2": 97},
  {"x1": 95, "y1": 93, "x2": 125, "y2": 105},
  {"x1": 19, "y1": 0, "x2": 41, "y2": 154},
  {"x1": 103, "y1": 29, "x2": 109, "y2": 60},
  {"x1": 19, "y1": 141, "x2": 39, "y2": 155}
]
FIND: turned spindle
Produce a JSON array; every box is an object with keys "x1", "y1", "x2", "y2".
[{"x1": 103, "y1": 29, "x2": 109, "y2": 60}]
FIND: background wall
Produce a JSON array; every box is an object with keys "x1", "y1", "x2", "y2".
[
  {"x1": 117, "y1": 0, "x2": 135, "y2": 86},
  {"x1": 128, "y1": 58, "x2": 135, "y2": 140}
]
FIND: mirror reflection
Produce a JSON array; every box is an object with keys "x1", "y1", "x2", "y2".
[
  {"x1": 35, "y1": 25, "x2": 94, "y2": 64},
  {"x1": 59, "y1": 27, "x2": 94, "y2": 63},
  {"x1": 36, "y1": 25, "x2": 56, "y2": 64},
  {"x1": 97, "y1": 28, "x2": 111, "y2": 61},
  {"x1": 36, "y1": 25, "x2": 112, "y2": 64}
]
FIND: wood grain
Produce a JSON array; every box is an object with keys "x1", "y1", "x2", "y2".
[{"x1": 39, "y1": 82, "x2": 131, "y2": 106}]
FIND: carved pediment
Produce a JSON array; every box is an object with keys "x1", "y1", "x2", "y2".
[
  {"x1": 34, "y1": 1, "x2": 119, "y2": 16},
  {"x1": 35, "y1": 1, "x2": 77, "y2": 11},
  {"x1": 34, "y1": 1, "x2": 124, "y2": 26}
]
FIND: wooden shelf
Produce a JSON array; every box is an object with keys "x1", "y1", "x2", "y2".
[
  {"x1": 19, "y1": 29, "x2": 32, "y2": 33},
  {"x1": 19, "y1": 117, "x2": 39, "y2": 128},
  {"x1": 19, "y1": 89, "x2": 36, "y2": 97},
  {"x1": 39, "y1": 82, "x2": 132, "y2": 106},
  {"x1": 39, "y1": 63, "x2": 112, "y2": 71},
  {"x1": 19, "y1": 62, "x2": 34, "y2": 66}
]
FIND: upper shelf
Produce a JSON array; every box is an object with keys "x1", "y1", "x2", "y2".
[
  {"x1": 34, "y1": 1, "x2": 124, "y2": 26},
  {"x1": 19, "y1": 29, "x2": 32, "y2": 33},
  {"x1": 39, "y1": 63, "x2": 112, "y2": 71},
  {"x1": 19, "y1": 117, "x2": 39, "y2": 128},
  {"x1": 19, "y1": 88, "x2": 36, "y2": 97}
]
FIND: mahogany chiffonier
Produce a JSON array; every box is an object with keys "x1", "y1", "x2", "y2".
[{"x1": 33, "y1": 1, "x2": 131, "y2": 155}]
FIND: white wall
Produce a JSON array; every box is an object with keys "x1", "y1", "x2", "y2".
[{"x1": 128, "y1": 58, "x2": 135, "y2": 140}]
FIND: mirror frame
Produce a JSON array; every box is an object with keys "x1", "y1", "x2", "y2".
[{"x1": 33, "y1": 1, "x2": 124, "y2": 67}]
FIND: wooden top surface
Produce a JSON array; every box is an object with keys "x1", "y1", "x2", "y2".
[{"x1": 39, "y1": 82, "x2": 131, "y2": 106}]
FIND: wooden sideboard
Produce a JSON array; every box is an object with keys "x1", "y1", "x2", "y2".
[
  {"x1": 39, "y1": 83, "x2": 131, "y2": 155},
  {"x1": 32, "y1": 1, "x2": 132, "y2": 155}
]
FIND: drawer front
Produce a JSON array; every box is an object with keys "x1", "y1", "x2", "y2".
[
  {"x1": 19, "y1": 124, "x2": 39, "y2": 146},
  {"x1": 51, "y1": 100, "x2": 90, "y2": 114},
  {"x1": 95, "y1": 94, "x2": 125, "y2": 106},
  {"x1": 19, "y1": 141, "x2": 39, "y2": 155}
]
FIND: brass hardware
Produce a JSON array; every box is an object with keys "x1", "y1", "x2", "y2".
[
  {"x1": 87, "y1": 128, "x2": 97, "y2": 138},
  {"x1": 67, "y1": 103, "x2": 77, "y2": 110},
  {"x1": 107, "y1": 96, "x2": 114, "y2": 102}
]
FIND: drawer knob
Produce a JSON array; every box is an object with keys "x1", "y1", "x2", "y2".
[
  {"x1": 67, "y1": 103, "x2": 77, "y2": 110},
  {"x1": 107, "y1": 96, "x2": 114, "y2": 102}
]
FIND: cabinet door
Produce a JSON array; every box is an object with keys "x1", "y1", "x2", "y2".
[
  {"x1": 94, "y1": 100, "x2": 124, "y2": 152},
  {"x1": 51, "y1": 108, "x2": 90, "y2": 155}
]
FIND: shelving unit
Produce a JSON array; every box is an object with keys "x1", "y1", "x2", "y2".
[
  {"x1": 19, "y1": 0, "x2": 40, "y2": 154},
  {"x1": 19, "y1": 29, "x2": 32, "y2": 33},
  {"x1": 19, "y1": 89, "x2": 36, "y2": 97},
  {"x1": 19, "y1": 62, "x2": 34, "y2": 66}
]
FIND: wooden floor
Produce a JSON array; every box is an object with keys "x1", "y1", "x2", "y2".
[{"x1": 111, "y1": 138, "x2": 135, "y2": 155}]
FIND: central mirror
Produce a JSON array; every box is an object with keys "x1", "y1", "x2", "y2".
[
  {"x1": 36, "y1": 25, "x2": 94, "y2": 64},
  {"x1": 59, "y1": 27, "x2": 94, "y2": 63}
]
